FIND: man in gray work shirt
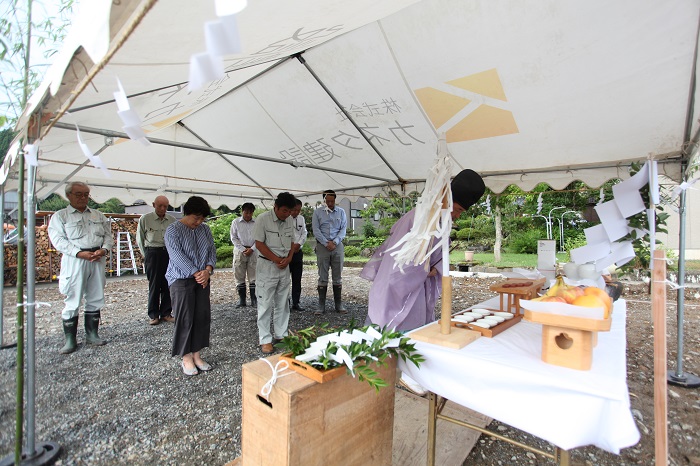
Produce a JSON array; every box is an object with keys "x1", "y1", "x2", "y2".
[
  {"x1": 254, "y1": 192, "x2": 296, "y2": 354},
  {"x1": 311, "y1": 189, "x2": 347, "y2": 315},
  {"x1": 137, "y1": 195, "x2": 176, "y2": 325},
  {"x1": 48, "y1": 181, "x2": 113, "y2": 354}
]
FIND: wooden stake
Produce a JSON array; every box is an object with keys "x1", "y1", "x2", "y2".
[
  {"x1": 440, "y1": 192, "x2": 452, "y2": 335},
  {"x1": 652, "y1": 249, "x2": 668, "y2": 466}
]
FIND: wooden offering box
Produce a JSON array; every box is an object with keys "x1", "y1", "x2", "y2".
[
  {"x1": 241, "y1": 355, "x2": 396, "y2": 465},
  {"x1": 279, "y1": 353, "x2": 346, "y2": 383},
  {"x1": 489, "y1": 278, "x2": 546, "y2": 314},
  {"x1": 524, "y1": 309, "x2": 611, "y2": 371}
]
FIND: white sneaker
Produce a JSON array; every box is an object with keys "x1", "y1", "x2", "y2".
[{"x1": 399, "y1": 373, "x2": 427, "y2": 396}]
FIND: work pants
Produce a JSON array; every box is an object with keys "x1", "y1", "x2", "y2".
[
  {"x1": 233, "y1": 249, "x2": 257, "y2": 286},
  {"x1": 145, "y1": 247, "x2": 172, "y2": 319},
  {"x1": 289, "y1": 250, "x2": 303, "y2": 305},
  {"x1": 58, "y1": 255, "x2": 106, "y2": 319},
  {"x1": 256, "y1": 258, "x2": 290, "y2": 344},
  {"x1": 315, "y1": 241, "x2": 344, "y2": 286}
]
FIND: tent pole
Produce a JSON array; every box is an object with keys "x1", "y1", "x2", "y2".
[
  {"x1": 0, "y1": 185, "x2": 13, "y2": 350},
  {"x1": 668, "y1": 187, "x2": 700, "y2": 388},
  {"x1": 668, "y1": 7, "x2": 700, "y2": 387}
]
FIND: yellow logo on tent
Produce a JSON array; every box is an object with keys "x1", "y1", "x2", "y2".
[{"x1": 415, "y1": 69, "x2": 518, "y2": 142}]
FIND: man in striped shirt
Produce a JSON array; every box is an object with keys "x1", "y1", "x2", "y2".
[{"x1": 230, "y1": 202, "x2": 257, "y2": 308}]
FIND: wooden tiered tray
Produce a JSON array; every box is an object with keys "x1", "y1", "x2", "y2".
[
  {"x1": 489, "y1": 278, "x2": 546, "y2": 314},
  {"x1": 439, "y1": 311, "x2": 522, "y2": 338}
]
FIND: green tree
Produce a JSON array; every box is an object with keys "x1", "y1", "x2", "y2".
[
  {"x1": 1, "y1": 0, "x2": 75, "y2": 128},
  {"x1": 37, "y1": 192, "x2": 67, "y2": 211},
  {"x1": 0, "y1": 128, "x2": 15, "y2": 163}
]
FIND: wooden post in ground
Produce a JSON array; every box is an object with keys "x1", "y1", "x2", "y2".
[{"x1": 652, "y1": 249, "x2": 668, "y2": 466}]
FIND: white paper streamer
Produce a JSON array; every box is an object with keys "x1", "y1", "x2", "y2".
[
  {"x1": 188, "y1": 52, "x2": 224, "y2": 92},
  {"x1": 388, "y1": 135, "x2": 453, "y2": 272},
  {"x1": 671, "y1": 177, "x2": 699, "y2": 200},
  {"x1": 215, "y1": 0, "x2": 247, "y2": 16},
  {"x1": 75, "y1": 126, "x2": 112, "y2": 178},
  {"x1": 114, "y1": 78, "x2": 150, "y2": 146},
  {"x1": 23, "y1": 144, "x2": 39, "y2": 167}
]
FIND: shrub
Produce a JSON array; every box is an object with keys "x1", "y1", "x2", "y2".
[
  {"x1": 361, "y1": 236, "x2": 385, "y2": 249},
  {"x1": 301, "y1": 241, "x2": 314, "y2": 255},
  {"x1": 363, "y1": 222, "x2": 377, "y2": 238},
  {"x1": 208, "y1": 214, "x2": 236, "y2": 249},
  {"x1": 216, "y1": 244, "x2": 234, "y2": 269},
  {"x1": 506, "y1": 229, "x2": 546, "y2": 254},
  {"x1": 345, "y1": 245, "x2": 361, "y2": 257},
  {"x1": 563, "y1": 230, "x2": 587, "y2": 252},
  {"x1": 455, "y1": 228, "x2": 473, "y2": 240}
]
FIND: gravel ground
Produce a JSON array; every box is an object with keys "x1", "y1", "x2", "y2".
[{"x1": 0, "y1": 268, "x2": 698, "y2": 465}]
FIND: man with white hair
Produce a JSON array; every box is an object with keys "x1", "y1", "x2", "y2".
[{"x1": 48, "y1": 182, "x2": 113, "y2": 354}]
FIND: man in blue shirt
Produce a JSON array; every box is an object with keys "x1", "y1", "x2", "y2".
[{"x1": 311, "y1": 189, "x2": 347, "y2": 315}]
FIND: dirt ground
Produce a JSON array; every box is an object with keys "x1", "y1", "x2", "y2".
[{"x1": 0, "y1": 269, "x2": 699, "y2": 465}]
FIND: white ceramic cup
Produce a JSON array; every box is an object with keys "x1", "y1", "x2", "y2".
[
  {"x1": 563, "y1": 262, "x2": 579, "y2": 280},
  {"x1": 577, "y1": 263, "x2": 599, "y2": 280}
]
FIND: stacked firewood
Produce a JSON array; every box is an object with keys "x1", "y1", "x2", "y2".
[{"x1": 3, "y1": 218, "x2": 145, "y2": 286}]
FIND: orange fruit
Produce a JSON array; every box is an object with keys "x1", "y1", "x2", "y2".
[
  {"x1": 583, "y1": 287, "x2": 612, "y2": 317},
  {"x1": 571, "y1": 295, "x2": 609, "y2": 317}
]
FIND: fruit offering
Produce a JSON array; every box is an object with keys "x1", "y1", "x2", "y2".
[{"x1": 531, "y1": 275, "x2": 612, "y2": 318}]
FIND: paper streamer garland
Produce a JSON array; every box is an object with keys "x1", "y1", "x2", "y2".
[
  {"x1": 387, "y1": 135, "x2": 453, "y2": 273},
  {"x1": 570, "y1": 161, "x2": 657, "y2": 272},
  {"x1": 188, "y1": 1, "x2": 246, "y2": 92}
]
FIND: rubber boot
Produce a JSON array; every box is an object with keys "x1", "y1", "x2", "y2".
[
  {"x1": 236, "y1": 284, "x2": 247, "y2": 308},
  {"x1": 333, "y1": 285, "x2": 347, "y2": 314},
  {"x1": 315, "y1": 286, "x2": 327, "y2": 315},
  {"x1": 59, "y1": 316, "x2": 78, "y2": 354},
  {"x1": 249, "y1": 284, "x2": 257, "y2": 307},
  {"x1": 84, "y1": 311, "x2": 106, "y2": 346}
]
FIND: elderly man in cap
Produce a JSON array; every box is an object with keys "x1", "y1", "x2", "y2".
[
  {"x1": 48, "y1": 181, "x2": 113, "y2": 354},
  {"x1": 360, "y1": 169, "x2": 485, "y2": 394}
]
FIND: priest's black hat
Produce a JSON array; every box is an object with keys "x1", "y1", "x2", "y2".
[{"x1": 451, "y1": 169, "x2": 485, "y2": 209}]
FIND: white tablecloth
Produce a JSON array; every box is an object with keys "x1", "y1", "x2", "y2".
[{"x1": 399, "y1": 297, "x2": 640, "y2": 454}]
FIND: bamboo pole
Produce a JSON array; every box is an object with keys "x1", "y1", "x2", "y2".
[
  {"x1": 651, "y1": 249, "x2": 668, "y2": 466},
  {"x1": 440, "y1": 193, "x2": 452, "y2": 335}
]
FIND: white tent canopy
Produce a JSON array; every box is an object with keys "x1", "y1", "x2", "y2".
[{"x1": 2, "y1": 0, "x2": 699, "y2": 207}]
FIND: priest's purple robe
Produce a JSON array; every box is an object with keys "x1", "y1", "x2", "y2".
[{"x1": 360, "y1": 209, "x2": 444, "y2": 331}]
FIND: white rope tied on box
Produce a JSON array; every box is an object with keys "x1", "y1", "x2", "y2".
[
  {"x1": 259, "y1": 358, "x2": 291, "y2": 400},
  {"x1": 388, "y1": 135, "x2": 454, "y2": 272}
]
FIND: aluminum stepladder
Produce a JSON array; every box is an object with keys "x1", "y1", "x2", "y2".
[{"x1": 116, "y1": 231, "x2": 139, "y2": 276}]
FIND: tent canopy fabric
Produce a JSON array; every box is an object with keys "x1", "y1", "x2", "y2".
[{"x1": 3, "y1": 0, "x2": 699, "y2": 207}]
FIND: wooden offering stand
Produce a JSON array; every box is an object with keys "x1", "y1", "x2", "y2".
[
  {"x1": 524, "y1": 309, "x2": 611, "y2": 371},
  {"x1": 489, "y1": 278, "x2": 546, "y2": 314}
]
